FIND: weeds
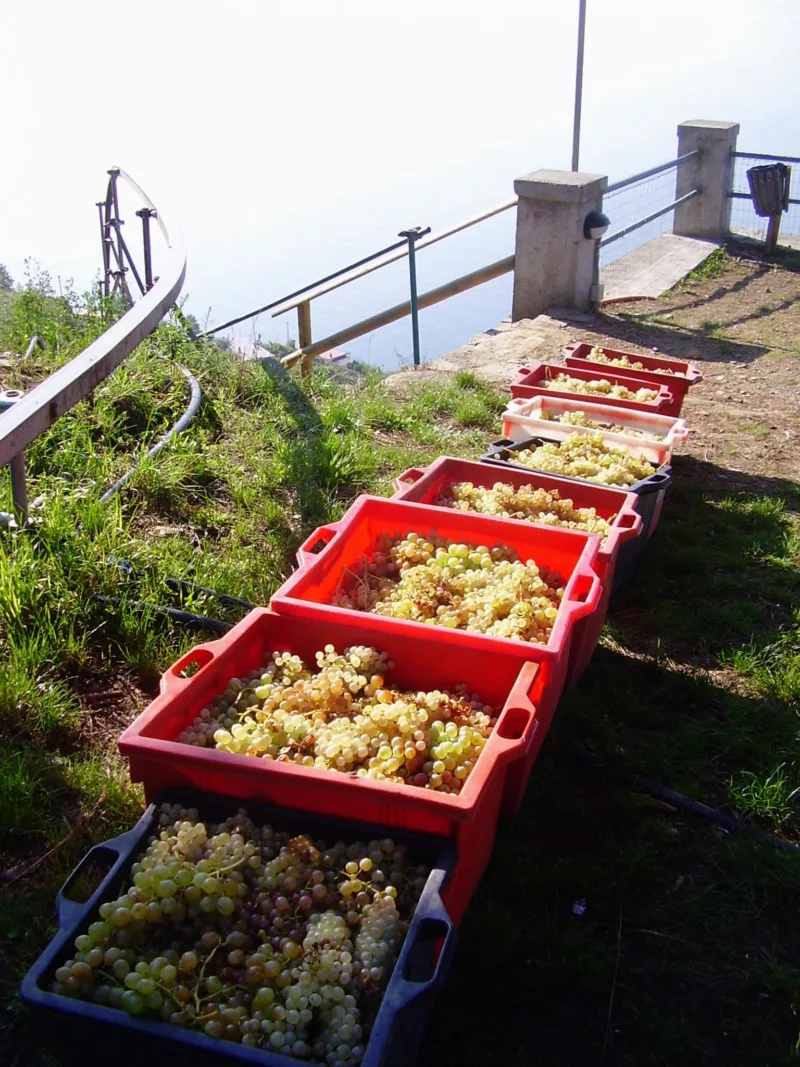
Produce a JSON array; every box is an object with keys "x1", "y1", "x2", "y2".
[{"x1": 684, "y1": 247, "x2": 730, "y2": 282}]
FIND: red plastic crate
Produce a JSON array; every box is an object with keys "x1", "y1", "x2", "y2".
[
  {"x1": 510, "y1": 360, "x2": 675, "y2": 413},
  {"x1": 118, "y1": 608, "x2": 558, "y2": 924},
  {"x1": 272, "y1": 495, "x2": 602, "y2": 692},
  {"x1": 562, "y1": 342, "x2": 702, "y2": 417},
  {"x1": 389, "y1": 456, "x2": 642, "y2": 689}
]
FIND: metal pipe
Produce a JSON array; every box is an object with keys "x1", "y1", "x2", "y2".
[
  {"x1": 0, "y1": 168, "x2": 186, "y2": 470},
  {"x1": 282, "y1": 254, "x2": 515, "y2": 369},
  {"x1": 115, "y1": 224, "x2": 146, "y2": 297},
  {"x1": 399, "y1": 227, "x2": 431, "y2": 366},
  {"x1": 97, "y1": 202, "x2": 110, "y2": 298},
  {"x1": 600, "y1": 188, "x2": 700, "y2": 247},
  {"x1": 270, "y1": 197, "x2": 519, "y2": 318},
  {"x1": 100, "y1": 364, "x2": 201, "y2": 503},
  {"x1": 199, "y1": 236, "x2": 410, "y2": 338},
  {"x1": 137, "y1": 208, "x2": 154, "y2": 291},
  {"x1": 605, "y1": 150, "x2": 702, "y2": 194},
  {"x1": 408, "y1": 237, "x2": 421, "y2": 366},
  {"x1": 107, "y1": 170, "x2": 133, "y2": 308},
  {"x1": 733, "y1": 151, "x2": 800, "y2": 164},
  {"x1": 728, "y1": 190, "x2": 800, "y2": 206},
  {"x1": 571, "y1": 0, "x2": 587, "y2": 172}
]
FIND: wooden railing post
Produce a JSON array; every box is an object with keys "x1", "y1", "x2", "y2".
[{"x1": 297, "y1": 300, "x2": 312, "y2": 349}]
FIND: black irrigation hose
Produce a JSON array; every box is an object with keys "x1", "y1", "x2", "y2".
[
  {"x1": 100, "y1": 364, "x2": 202, "y2": 503},
  {"x1": 94, "y1": 363, "x2": 238, "y2": 633},
  {"x1": 570, "y1": 746, "x2": 800, "y2": 853},
  {"x1": 165, "y1": 577, "x2": 254, "y2": 612},
  {"x1": 94, "y1": 595, "x2": 231, "y2": 634}
]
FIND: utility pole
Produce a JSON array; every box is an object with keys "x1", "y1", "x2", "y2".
[{"x1": 572, "y1": 0, "x2": 587, "y2": 171}]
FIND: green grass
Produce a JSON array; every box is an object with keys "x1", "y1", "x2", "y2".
[
  {"x1": 700, "y1": 318, "x2": 723, "y2": 332},
  {"x1": 684, "y1": 247, "x2": 730, "y2": 282},
  {"x1": 1, "y1": 272, "x2": 800, "y2": 1066},
  {"x1": 737, "y1": 420, "x2": 773, "y2": 439}
]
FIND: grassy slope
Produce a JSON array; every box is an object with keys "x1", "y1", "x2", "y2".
[{"x1": 0, "y1": 272, "x2": 799, "y2": 1066}]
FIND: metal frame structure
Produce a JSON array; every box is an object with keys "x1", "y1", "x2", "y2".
[{"x1": 0, "y1": 168, "x2": 185, "y2": 482}]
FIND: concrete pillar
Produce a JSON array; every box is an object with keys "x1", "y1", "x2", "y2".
[
  {"x1": 673, "y1": 120, "x2": 739, "y2": 239},
  {"x1": 512, "y1": 169, "x2": 607, "y2": 321}
]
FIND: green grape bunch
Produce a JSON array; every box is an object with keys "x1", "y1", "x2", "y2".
[
  {"x1": 540, "y1": 408, "x2": 659, "y2": 439},
  {"x1": 178, "y1": 645, "x2": 497, "y2": 793},
  {"x1": 334, "y1": 533, "x2": 565, "y2": 644},
  {"x1": 544, "y1": 372, "x2": 659, "y2": 403},
  {"x1": 52, "y1": 804, "x2": 432, "y2": 1066},
  {"x1": 509, "y1": 432, "x2": 657, "y2": 488},
  {"x1": 436, "y1": 480, "x2": 613, "y2": 540}
]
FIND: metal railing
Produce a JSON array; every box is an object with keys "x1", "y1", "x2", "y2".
[
  {"x1": 0, "y1": 168, "x2": 185, "y2": 515},
  {"x1": 202, "y1": 196, "x2": 518, "y2": 376},
  {"x1": 728, "y1": 151, "x2": 800, "y2": 246},
  {"x1": 600, "y1": 149, "x2": 701, "y2": 265}
]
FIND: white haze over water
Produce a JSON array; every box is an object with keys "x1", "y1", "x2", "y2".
[{"x1": 2, "y1": 0, "x2": 799, "y2": 369}]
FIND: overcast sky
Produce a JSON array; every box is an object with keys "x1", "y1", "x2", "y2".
[{"x1": 2, "y1": 0, "x2": 798, "y2": 360}]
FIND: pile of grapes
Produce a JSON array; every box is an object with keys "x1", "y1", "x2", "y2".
[
  {"x1": 584, "y1": 345, "x2": 677, "y2": 375},
  {"x1": 434, "y1": 480, "x2": 612, "y2": 539},
  {"x1": 544, "y1": 372, "x2": 659, "y2": 403},
  {"x1": 52, "y1": 803, "x2": 430, "y2": 1065},
  {"x1": 177, "y1": 644, "x2": 496, "y2": 792},
  {"x1": 335, "y1": 533, "x2": 565, "y2": 643},
  {"x1": 540, "y1": 408, "x2": 658, "y2": 439},
  {"x1": 507, "y1": 432, "x2": 656, "y2": 487}
]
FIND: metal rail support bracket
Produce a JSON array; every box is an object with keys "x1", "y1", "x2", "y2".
[{"x1": 399, "y1": 227, "x2": 431, "y2": 366}]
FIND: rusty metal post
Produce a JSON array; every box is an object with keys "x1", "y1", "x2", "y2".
[
  {"x1": 8, "y1": 452, "x2": 28, "y2": 525},
  {"x1": 97, "y1": 201, "x2": 111, "y2": 297},
  {"x1": 116, "y1": 225, "x2": 146, "y2": 296},
  {"x1": 137, "y1": 208, "x2": 155, "y2": 290}
]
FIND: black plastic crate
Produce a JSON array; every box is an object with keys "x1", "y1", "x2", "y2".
[
  {"x1": 481, "y1": 436, "x2": 672, "y2": 591},
  {"x1": 21, "y1": 788, "x2": 458, "y2": 1067}
]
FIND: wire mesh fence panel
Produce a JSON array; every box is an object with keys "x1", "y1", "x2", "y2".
[
  {"x1": 729, "y1": 153, "x2": 800, "y2": 247},
  {"x1": 599, "y1": 167, "x2": 682, "y2": 269}
]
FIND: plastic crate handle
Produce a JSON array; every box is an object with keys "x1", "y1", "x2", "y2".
[
  {"x1": 511, "y1": 367, "x2": 531, "y2": 385},
  {"x1": 295, "y1": 522, "x2": 342, "y2": 569},
  {"x1": 488, "y1": 437, "x2": 515, "y2": 454},
  {"x1": 385, "y1": 870, "x2": 458, "y2": 1008},
  {"x1": 161, "y1": 644, "x2": 218, "y2": 695},
  {"x1": 615, "y1": 510, "x2": 644, "y2": 545},
  {"x1": 392, "y1": 467, "x2": 425, "y2": 492},
  {"x1": 56, "y1": 824, "x2": 147, "y2": 930},
  {"x1": 492, "y1": 660, "x2": 540, "y2": 767},
  {"x1": 672, "y1": 425, "x2": 691, "y2": 443},
  {"x1": 563, "y1": 566, "x2": 603, "y2": 622}
]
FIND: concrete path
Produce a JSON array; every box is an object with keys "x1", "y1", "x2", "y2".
[{"x1": 600, "y1": 233, "x2": 720, "y2": 302}]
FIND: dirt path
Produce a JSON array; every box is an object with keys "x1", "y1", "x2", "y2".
[{"x1": 387, "y1": 242, "x2": 800, "y2": 487}]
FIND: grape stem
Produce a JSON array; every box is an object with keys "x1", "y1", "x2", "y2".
[{"x1": 192, "y1": 943, "x2": 221, "y2": 1014}]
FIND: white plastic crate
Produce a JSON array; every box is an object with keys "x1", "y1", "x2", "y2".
[{"x1": 501, "y1": 395, "x2": 690, "y2": 454}]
